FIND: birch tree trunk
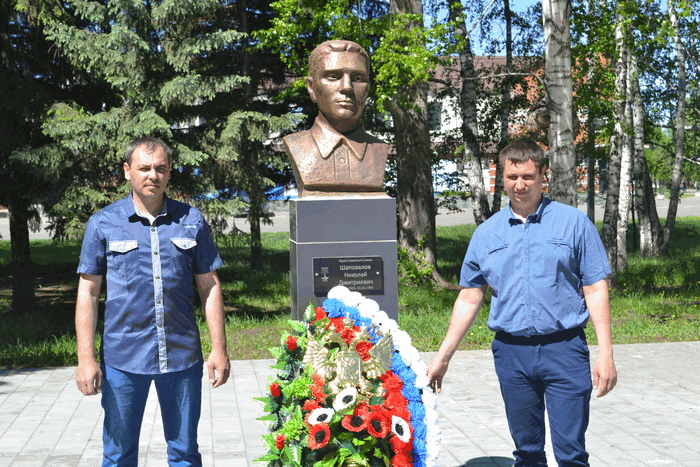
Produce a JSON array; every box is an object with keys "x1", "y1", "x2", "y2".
[
  {"x1": 602, "y1": 0, "x2": 629, "y2": 275},
  {"x1": 447, "y1": 0, "x2": 492, "y2": 224},
  {"x1": 630, "y1": 52, "x2": 663, "y2": 257},
  {"x1": 662, "y1": 1, "x2": 687, "y2": 254},
  {"x1": 615, "y1": 59, "x2": 634, "y2": 273},
  {"x1": 543, "y1": 0, "x2": 577, "y2": 207},
  {"x1": 493, "y1": 0, "x2": 513, "y2": 214},
  {"x1": 584, "y1": 0, "x2": 598, "y2": 222}
]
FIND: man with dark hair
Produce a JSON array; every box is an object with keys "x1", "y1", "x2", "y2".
[
  {"x1": 75, "y1": 136, "x2": 230, "y2": 466},
  {"x1": 283, "y1": 40, "x2": 388, "y2": 197},
  {"x1": 428, "y1": 138, "x2": 617, "y2": 466}
]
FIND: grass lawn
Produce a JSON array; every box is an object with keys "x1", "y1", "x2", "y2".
[{"x1": 1, "y1": 220, "x2": 699, "y2": 369}]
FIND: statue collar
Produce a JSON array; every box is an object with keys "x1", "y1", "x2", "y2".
[{"x1": 311, "y1": 115, "x2": 367, "y2": 161}]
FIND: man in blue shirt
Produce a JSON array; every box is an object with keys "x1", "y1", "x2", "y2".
[
  {"x1": 74, "y1": 136, "x2": 230, "y2": 466},
  {"x1": 428, "y1": 139, "x2": 617, "y2": 466}
]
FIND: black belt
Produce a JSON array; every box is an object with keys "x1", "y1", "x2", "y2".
[{"x1": 495, "y1": 327, "x2": 586, "y2": 346}]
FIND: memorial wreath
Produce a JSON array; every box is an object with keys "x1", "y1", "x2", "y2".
[{"x1": 257, "y1": 286, "x2": 440, "y2": 467}]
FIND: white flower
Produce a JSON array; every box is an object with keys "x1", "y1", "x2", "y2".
[
  {"x1": 412, "y1": 361, "x2": 430, "y2": 388},
  {"x1": 328, "y1": 286, "x2": 351, "y2": 300},
  {"x1": 392, "y1": 415, "x2": 411, "y2": 442},
  {"x1": 357, "y1": 298, "x2": 380, "y2": 319},
  {"x1": 370, "y1": 310, "x2": 390, "y2": 330},
  {"x1": 384, "y1": 316, "x2": 401, "y2": 334},
  {"x1": 392, "y1": 329, "x2": 412, "y2": 351},
  {"x1": 401, "y1": 346, "x2": 422, "y2": 367},
  {"x1": 308, "y1": 407, "x2": 335, "y2": 425},
  {"x1": 344, "y1": 291, "x2": 364, "y2": 307},
  {"x1": 422, "y1": 390, "x2": 442, "y2": 466},
  {"x1": 333, "y1": 387, "x2": 358, "y2": 411}
]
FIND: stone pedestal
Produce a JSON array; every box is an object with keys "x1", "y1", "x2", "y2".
[{"x1": 289, "y1": 196, "x2": 398, "y2": 321}]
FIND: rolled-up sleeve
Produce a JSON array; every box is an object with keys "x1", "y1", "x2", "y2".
[
  {"x1": 77, "y1": 216, "x2": 107, "y2": 276},
  {"x1": 194, "y1": 218, "x2": 223, "y2": 275}
]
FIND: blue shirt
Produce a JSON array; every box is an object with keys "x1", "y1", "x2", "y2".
[
  {"x1": 77, "y1": 195, "x2": 223, "y2": 374},
  {"x1": 460, "y1": 197, "x2": 611, "y2": 336}
]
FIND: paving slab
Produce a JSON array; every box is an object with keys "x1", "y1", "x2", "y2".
[{"x1": 0, "y1": 342, "x2": 698, "y2": 466}]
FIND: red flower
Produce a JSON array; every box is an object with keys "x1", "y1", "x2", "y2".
[
  {"x1": 312, "y1": 374, "x2": 325, "y2": 387},
  {"x1": 302, "y1": 399, "x2": 321, "y2": 412},
  {"x1": 308, "y1": 423, "x2": 331, "y2": 449},
  {"x1": 314, "y1": 307, "x2": 327, "y2": 320},
  {"x1": 390, "y1": 451, "x2": 413, "y2": 467},
  {"x1": 353, "y1": 402, "x2": 371, "y2": 416},
  {"x1": 328, "y1": 317, "x2": 345, "y2": 332},
  {"x1": 310, "y1": 374, "x2": 327, "y2": 402},
  {"x1": 366, "y1": 410, "x2": 390, "y2": 438},
  {"x1": 341, "y1": 413, "x2": 366, "y2": 432},
  {"x1": 286, "y1": 335, "x2": 298, "y2": 351},
  {"x1": 275, "y1": 434, "x2": 285, "y2": 450},
  {"x1": 341, "y1": 328, "x2": 356, "y2": 345},
  {"x1": 341, "y1": 403, "x2": 369, "y2": 432},
  {"x1": 390, "y1": 434, "x2": 412, "y2": 454},
  {"x1": 355, "y1": 340, "x2": 373, "y2": 361},
  {"x1": 381, "y1": 372, "x2": 404, "y2": 393},
  {"x1": 269, "y1": 382, "x2": 281, "y2": 398},
  {"x1": 386, "y1": 405, "x2": 411, "y2": 422},
  {"x1": 384, "y1": 391, "x2": 409, "y2": 411}
]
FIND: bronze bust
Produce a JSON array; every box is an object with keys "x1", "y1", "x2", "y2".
[{"x1": 283, "y1": 40, "x2": 389, "y2": 197}]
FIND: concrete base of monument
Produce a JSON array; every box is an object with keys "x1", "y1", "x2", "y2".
[{"x1": 289, "y1": 195, "x2": 398, "y2": 321}]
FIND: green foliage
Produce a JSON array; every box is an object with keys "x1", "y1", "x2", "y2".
[
  {"x1": 21, "y1": 0, "x2": 293, "y2": 242},
  {"x1": 397, "y1": 236, "x2": 434, "y2": 286},
  {"x1": 193, "y1": 197, "x2": 246, "y2": 248}
]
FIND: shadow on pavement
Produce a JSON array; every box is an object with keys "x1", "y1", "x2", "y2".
[{"x1": 459, "y1": 457, "x2": 514, "y2": 467}]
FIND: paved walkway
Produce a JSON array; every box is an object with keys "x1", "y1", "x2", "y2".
[{"x1": 1, "y1": 341, "x2": 698, "y2": 466}]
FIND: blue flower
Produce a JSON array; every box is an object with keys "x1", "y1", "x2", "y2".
[
  {"x1": 412, "y1": 437, "x2": 428, "y2": 466},
  {"x1": 410, "y1": 403, "x2": 427, "y2": 436},
  {"x1": 402, "y1": 382, "x2": 422, "y2": 402},
  {"x1": 391, "y1": 353, "x2": 408, "y2": 373},
  {"x1": 322, "y1": 298, "x2": 346, "y2": 318}
]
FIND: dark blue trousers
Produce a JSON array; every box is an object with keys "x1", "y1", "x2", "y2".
[
  {"x1": 492, "y1": 328, "x2": 593, "y2": 467},
  {"x1": 100, "y1": 362, "x2": 203, "y2": 466}
]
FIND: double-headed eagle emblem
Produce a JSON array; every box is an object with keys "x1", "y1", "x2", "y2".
[{"x1": 303, "y1": 318, "x2": 394, "y2": 395}]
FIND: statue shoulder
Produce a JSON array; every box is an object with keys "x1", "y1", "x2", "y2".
[
  {"x1": 283, "y1": 129, "x2": 314, "y2": 145},
  {"x1": 283, "y1": 130, "x2": 317, "y2": 156},
  {"x1": 363, "y1": 132, "x2": 387, "y2": 146}
]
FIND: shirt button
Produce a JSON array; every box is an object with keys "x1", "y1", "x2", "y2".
[
  {"x1": 154, "y1": 251, "x2": 159, "y2": 255},
  {"x1": 155, "y1": 276, "x2": 160, "y2": 280}
]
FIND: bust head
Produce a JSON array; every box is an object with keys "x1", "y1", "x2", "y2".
[{"x1": 306, "y1": 40, "x2": 371, "y2": 134}]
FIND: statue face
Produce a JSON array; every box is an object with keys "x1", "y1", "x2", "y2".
[{"x1": 306, "y1": 51, "x2": 369, "y2": 133}]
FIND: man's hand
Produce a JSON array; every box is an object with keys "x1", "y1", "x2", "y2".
[
  {"x1": 207, "y1": 349, "x2": 230, "y2": 388},
  {"x1": 427, "y1": 359, "x2": 450, "y2": 394},
  {"x1": 592, "y1": 355, "x2": 617, "y2": 397},
  {"x1": 76, "y1": 359, "x2": 102, "y2": 395}
]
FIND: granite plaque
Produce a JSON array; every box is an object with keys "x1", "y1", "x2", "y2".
[{"x1": 313, "y1": 256, "x2": 384, "y2": 296}]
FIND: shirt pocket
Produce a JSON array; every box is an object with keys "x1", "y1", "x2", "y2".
[
  {"x1": 107, "y1": 240, "x2": 139, "y2": 281},
  {"x1": 482, "y1": 243, "x2": 509, "y2": 291},
  {"x1": 539, "y1": 238, "x2": 574, "y2": 285},
  {"x1": 171, "y1": 237, "x2": 197, "y2": 274}
]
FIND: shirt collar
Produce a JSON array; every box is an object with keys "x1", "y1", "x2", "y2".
[
  {"x1": 310, "y1": 115, "x2": 367, "y2": 161},
  {"x1": 127, "y1": 193, "x2": 170, "y2": 222},
  {"x1": 508, "y1": 195, "x2": 550, "y2": 225}
]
